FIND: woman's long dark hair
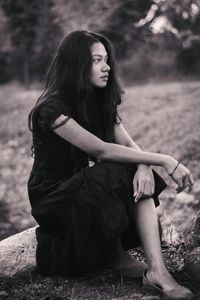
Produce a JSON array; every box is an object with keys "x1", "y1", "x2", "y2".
[{"x1": 28, "y1": 30, "x2": 123, "y2": 164}]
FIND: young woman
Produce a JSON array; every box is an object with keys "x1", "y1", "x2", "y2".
[{"x1": 28, "y1": 30, "x2": 194, "y2": 299}]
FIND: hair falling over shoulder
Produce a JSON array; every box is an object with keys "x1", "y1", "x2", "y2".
[{"x1": 28, "y1": 30, "x2": 124, "y2": 147}]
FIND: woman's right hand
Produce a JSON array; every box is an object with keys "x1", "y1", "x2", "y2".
[{"x1": 164, "y1": 156, "x2": 194, "y2": 193}]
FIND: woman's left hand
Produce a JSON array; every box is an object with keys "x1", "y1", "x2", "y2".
[{"x1": 133, "y1": 164, "x2": 155, "y2": 203}]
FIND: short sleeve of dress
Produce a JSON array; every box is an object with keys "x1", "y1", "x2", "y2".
[{"x1": 37, "y1": 99, "x2": 72, "y2": 132}]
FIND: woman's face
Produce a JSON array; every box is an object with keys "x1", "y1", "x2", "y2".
[{"x1": 89, "y1": 42, "x2": 110, "y2": 88}]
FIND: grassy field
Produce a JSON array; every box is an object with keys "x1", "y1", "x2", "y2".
[{"x1": 0, "y1": 81, "x2": 200, "y2": 299}]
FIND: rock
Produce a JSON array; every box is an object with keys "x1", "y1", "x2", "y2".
[
  {"x1": 0, "y1": 227, "x2": 37, "y2": 277},
  {"x1": 184, "y1": 247, "x2": 200, "y2": 282}
]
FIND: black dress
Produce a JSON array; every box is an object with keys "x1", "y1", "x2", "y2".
[{"x1": 28, "y1": 98, "x2": 167, "y2": 276}]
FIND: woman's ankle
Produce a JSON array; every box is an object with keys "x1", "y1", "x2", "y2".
[
  {"x1": 147, "y1": 260, "x2": 166, "y2": 274},
  {"x1": 146, "y1": 267, "x2": 181, "y2": 290}
]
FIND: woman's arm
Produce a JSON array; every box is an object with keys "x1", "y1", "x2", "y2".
[
  {"x1": 53, "y1": 115, "x2": 165, "y2": 165},
  {"x1": 113, "y1": 123, "x2": 194, "y2": 193},
  {"x1": 52, "y1": 115, "x2": 194, "y2": 191},
  {"x1": 114, "y1": 122, "x2": 155, "y2": 201},
  {"x1": 53, "y1": 115, "x2": 174, "y2": 171},
  {"x1": 113, "y1": 122, "x2": 141, "y2": 150}
]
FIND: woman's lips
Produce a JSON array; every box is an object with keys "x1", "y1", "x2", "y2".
[{"x1": 101, "y1": 75, "x2": 109, "y2": 80}]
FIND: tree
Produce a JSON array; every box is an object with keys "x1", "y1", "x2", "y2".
[
  {"x1": 0, "y1": 6, "x2": 13, "y2": 82},
  {"x1": 153, "y1": 0, "x2": 200, "y2": 74},
  {"x1": 30, "y1": 1, "x2": 61, "y2": 82},
  {"x1": 0, "y1": 0, "x2": 39, "y2": 87},
  {"x1": 100, "y1": 0, "x2": 154, "y2": 58},
  {"x1": 0, "y1": 0, "x2": 61, "y2": 87}
]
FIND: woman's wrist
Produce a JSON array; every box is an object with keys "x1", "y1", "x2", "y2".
[
  {"x1": 169, "y1": 161, "x2": 180, "y2": 177},
  {"x1": 162, "y1": 155, "x2": 178, "y2": 174},
  {"x1": 137, "y1": 164, "x2": 150, "y2": 170}
]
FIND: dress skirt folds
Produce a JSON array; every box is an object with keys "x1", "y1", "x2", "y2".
[{"x1": 28, "y1": 161, "x2": 167, "y2": 276}]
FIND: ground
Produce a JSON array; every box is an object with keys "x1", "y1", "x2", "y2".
[{"x1": 0, "y1": 81, "x2": 200, "y2": 299}]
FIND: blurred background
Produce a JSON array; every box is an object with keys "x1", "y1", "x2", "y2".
[
  {"x1": 0, "y1": 0, "x2": 200, "y2": 244},
  {"x1": 1, "y1": 0, "x2": 200, "y2": 86}
]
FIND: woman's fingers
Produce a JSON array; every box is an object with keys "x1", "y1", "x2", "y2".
[
  {"x1": 134, "y1": 181, "x2": 154, "y2": 202},
  {"x1": 173, "y1": 165, "x2": 194, "y2": 193},
  {"x1": 134, "y1": 181, "x2": 144, "y2": 202},
  {"x1": 133, "y1": 177, "x2": 138, "y2": 197},
  {"x1": 133, "y1": 167, "x2": 155, "y2": 203},
  {"x1": 173, "y1": 176, "x2": 183, "y2": 189},
  {"x1": 178, "y1": 174, "x2": 189, "y2": 192},
  {"x1": 144, "y1": 181, "x2": 155, "y2": 197},
  {"x1": 150, "y1": 181, "x2": 155, "y2": 196},
  {"x1": 176, "y1": 185, "x2": 186, "y2": 193}
]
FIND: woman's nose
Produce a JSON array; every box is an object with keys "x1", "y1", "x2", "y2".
[{"x1": 102, "y1": 62, "x2": 110, "y2": 72}]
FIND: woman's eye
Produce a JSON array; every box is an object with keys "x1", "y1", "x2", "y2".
[{"x1": 93, "y1": 57, "x2": 108, "y2": 64}]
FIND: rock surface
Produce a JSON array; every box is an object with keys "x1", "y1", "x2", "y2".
[{"x1": 0, "y1": 226, "x2": 37, "y2": 277}]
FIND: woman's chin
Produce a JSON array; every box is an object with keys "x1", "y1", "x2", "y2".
[{"x1": 96, "y1": 82, "x2": 107, "y2": 88}]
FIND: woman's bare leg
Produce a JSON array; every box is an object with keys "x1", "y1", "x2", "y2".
[{"x1": 134, "y1": 198, "x2": 181, "y2": 290}]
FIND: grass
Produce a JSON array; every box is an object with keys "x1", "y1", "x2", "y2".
[
  {"x1": 0, "y1": 81, "x2": 200, "y2": 299},
  {"x1": 121, "y1": 81, "x2": 200, "y2": 177}
]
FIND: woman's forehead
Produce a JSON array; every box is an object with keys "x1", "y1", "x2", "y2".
[{"x1": 91, "y1": 42, "x2": 108, "y2": 57}]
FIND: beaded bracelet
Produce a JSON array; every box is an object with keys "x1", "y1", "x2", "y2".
[{"x1": 169, "y1": 162, "x2": 180, "y2": 177}]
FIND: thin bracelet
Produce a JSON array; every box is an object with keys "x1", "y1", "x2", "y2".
[{"x1": 169, "y1": 162, "x2": 180, "y2": 177}]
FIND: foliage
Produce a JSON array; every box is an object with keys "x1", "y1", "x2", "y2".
[
  {"x1": 1, "y1": 0, "x2": 200, "y2": 83},
  {"x1": 0, "y1": 0, "x2": 60, "y2": 86},
  {"x1": 156, "y1": 0, "x2": 200, "y2": 33},
  {"x1": 0, "y1": 0, "x2": 39, "y2": 86},
  {"x1": 0, "y1": 8, "x2": 12, "y2": 83},
  {"x1": 53, "y1": 0, "x2": 120, "y2": 34},
  {"x1": 100, "y1": 0, "x2": 153, "y2": 58},
  {"x1": 154, "y1": 0, "x2": 200, "y2": 74}
]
